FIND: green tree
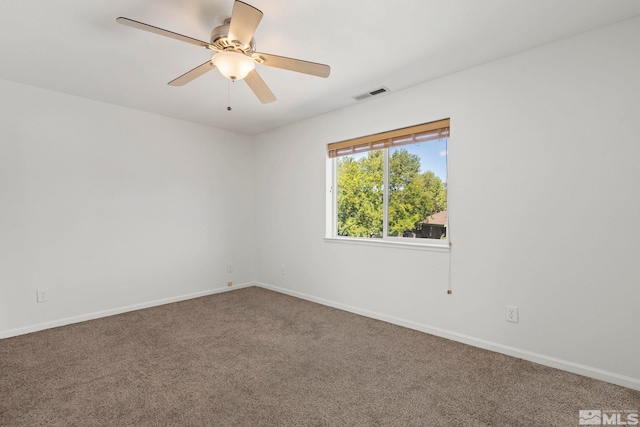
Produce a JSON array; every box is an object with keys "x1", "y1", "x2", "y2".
[
  {"x1": 336, "y1": 150, "x2": 383, "y2": 237},
  {"x1": 388, "y1": 150, "x2": 424, "y2": 235},
  {"x1": 337, "y1": 148, "x2": 446, "y2": 237}
]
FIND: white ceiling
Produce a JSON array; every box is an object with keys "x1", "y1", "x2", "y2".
[{"x1": 1, "y1": 1, "x2": 639, "y2": 135}]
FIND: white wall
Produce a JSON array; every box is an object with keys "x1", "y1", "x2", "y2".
[
  {"x1": 253, "y1": 17, "x2": 640, "y2": 389},
  {"x1": 0, "y1": 80, "x2": 255, "y2": 336},
  {"x1": 1, "y1": 15, "x2": 638, "y2": 390}
]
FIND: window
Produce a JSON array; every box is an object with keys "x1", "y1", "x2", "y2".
[{"x1": 327, "y1": 119, "x2": 449, "y2": 245}]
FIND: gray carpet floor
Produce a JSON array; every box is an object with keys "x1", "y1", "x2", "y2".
[{"x1": 1, "y1": 286, "x2": 638, "y2": 426}]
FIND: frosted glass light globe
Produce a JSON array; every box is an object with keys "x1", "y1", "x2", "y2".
[{"x1": 211, "y1": 51, "x2": 255, "y2": 80}]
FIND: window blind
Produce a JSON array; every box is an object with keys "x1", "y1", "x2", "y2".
[{"x1": 327, "y1": 119, "x2": 450, "y2": 158}]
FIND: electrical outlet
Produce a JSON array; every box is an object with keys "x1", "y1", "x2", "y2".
[
  {"x1": 506, "y1": 305, "x2": 518, "y2": 323},
  {"x1": 281, "y1": 265, "x2": 286, "y2": 275},
  {"x1": 37, "y1": 288, "x2": 49, "y2": 303},
  {"x1": 227, "y1": 263, "x2": 233, "y2": 273},
  {"x1": 227, "y1": 281, "x2": 233, "y2": 287}
]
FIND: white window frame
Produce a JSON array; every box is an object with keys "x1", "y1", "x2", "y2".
[{"x1": 325, "y1": 120, "x2": 450, "y2": 252}]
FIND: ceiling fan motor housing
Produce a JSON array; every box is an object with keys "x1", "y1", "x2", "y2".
[{"x1": 210, "y1": 19, "x2": 256, "y2": 53}]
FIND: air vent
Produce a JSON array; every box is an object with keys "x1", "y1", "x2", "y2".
[{"x1": 353, "y1": 86, "x2": 390, "y2": 101}]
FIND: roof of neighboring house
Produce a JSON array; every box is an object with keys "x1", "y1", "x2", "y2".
[{"x1": 424, "y1": 210, "x2": 447, "y2": 226}]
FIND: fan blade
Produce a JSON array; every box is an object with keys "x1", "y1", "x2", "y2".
[
  {"x1": 244, "y1": 70, "x2": 276, "y2": 104},
  {"x1": 168, "y1": 61, "x2": 216, "y2": 86},
  {"x1": 253, "y1": 53, "x2": 330, "y2": 78},
  {"x1": 227, "y1": 1, "x2": 263, "y2": 49},
  {"x1": 116, "y1": 17, "x2": 218, "y2": 51}
]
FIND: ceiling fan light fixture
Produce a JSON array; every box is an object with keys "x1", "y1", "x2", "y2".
[{"x1": 212, "y1": 51, "x2": 255, "y2": 80}]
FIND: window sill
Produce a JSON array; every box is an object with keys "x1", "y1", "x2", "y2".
[{"x1": 323, "y1": 237, "x2": 450, "y2": 252}]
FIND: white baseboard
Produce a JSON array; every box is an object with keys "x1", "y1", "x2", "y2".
[
  {"x1": 4, "y1": 280, "x2": 638, "y2": 391},
  {"x1": 255, "y1": 282, "x2": 640, "y2": 391},
  {"x1": 0, "y1": 282, "x2": 254, "y2": 340}
]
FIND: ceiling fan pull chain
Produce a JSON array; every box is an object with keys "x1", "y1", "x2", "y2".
[{"x1": 227, "y1": 78, "x2": 235, "y2": 111}]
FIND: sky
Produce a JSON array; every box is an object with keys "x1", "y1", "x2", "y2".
[
  {"x1": 342, "y1": 137, "x2": 448, "y2": 182},
  {"x1": 392, "y1": 138, "x2": 448, "y2": 181}
]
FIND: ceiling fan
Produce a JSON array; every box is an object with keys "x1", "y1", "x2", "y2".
[{"x1": 117, "y1": 1, "x2": 330, "y2": 105}]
